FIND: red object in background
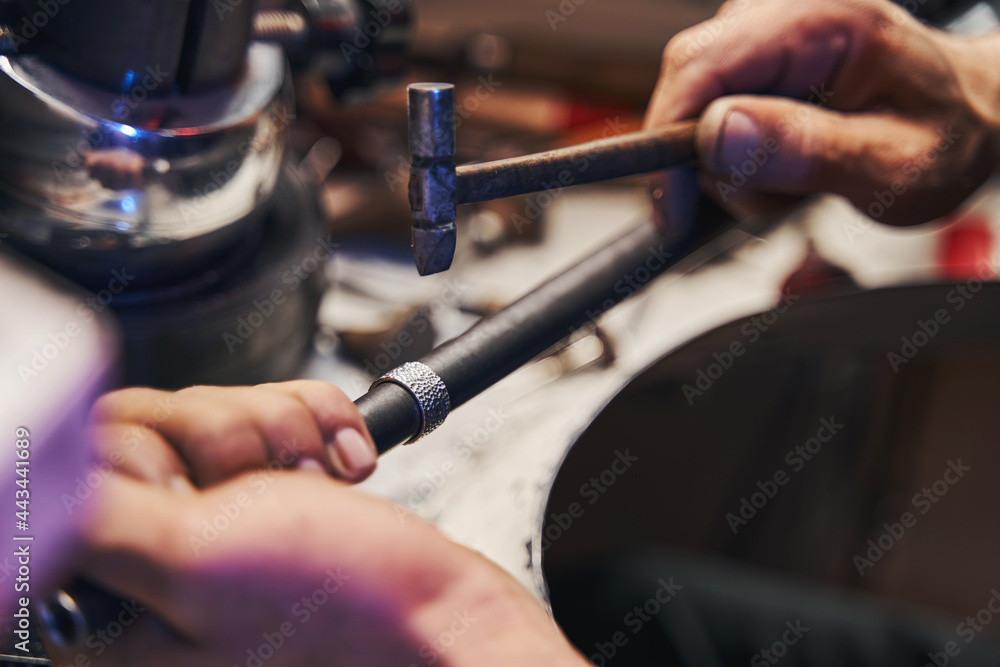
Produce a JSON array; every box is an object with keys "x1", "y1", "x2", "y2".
[
  {"x1": 565, "y1": 98, "x2": 633, "y2": 130},
  {"x1": 938, "y1": 213, "x2": 996, "y2": 281},
  {"x1": 781, "y1": 240, "x2": 857, "y2": 297}
]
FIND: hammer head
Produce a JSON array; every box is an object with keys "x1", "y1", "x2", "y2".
[{"x1": 408, "y1": 83, "x2": 457, "y2": 276}]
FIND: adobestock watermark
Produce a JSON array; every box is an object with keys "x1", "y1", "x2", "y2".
[
  {"x1": 587, "y1": 577, "x2": 683, "y2": 666},
  {"x1": 750, "y1": 620, "x2": 810, "y2": 667},
  {"x1": 211, "y1": 0, "x2": 245, "y2": 19},
  {"x1": 844, "y1": 125, "x2": 960, "y2": 244},
  {"x1": 50, "y1": 599, "x2": 146, "y2": 667},
  {"x1": 566, "y1": 242, "x2": 673, "y2": 339},
  {"x1": 352, "y1": 278, "x2": 468, "y2": 388},
  {"x1": 853, "y1": 458, "x2": 970, "y2": 577},
  {"x1": 222, "y1": 235, "x2": 338, "y2": 353},
  {"x1": 510, "y1": 116, "x2": 630, "y2": 235},
  {"x1": 17, "y1": 267, "x2": 135, "y2": 386},
  {"x1": 235, "y1": 567, "x2": 350, "y2": 667},
  {"x1": 404, "y1": 609, "x2": 477, "y2": 667},
  {"x1": 923, "y1": 588, "x2": 1000, "y2": 667},
  {"x1": 111, "y1": 64, "x2": 170, "y2": 121},
  {"x1": 395, "y1": 407, "x2": 510, "y2": 523},
  {"x1": 2, "y1": 0, "x2": 71, "y2": 54},
  {"x1": 866, "y1": 127, "x2": 960, "y2": 222},
  {"x1": 0, "y1": 556, "x2": 16, "y2": 587},
  {"x1": 446, "y1": 75, "x2": 503, "y2": 132},
  {"x1": 180, "y1": 104, "x2": 292, "y2": 223},
  {"x1": 338, "y1": 0, "x2": 408, "y2": 70},
  {"x1": 665, "y1": 0, "x2": 754, "y2": 66},
  {"x1": 539, "y1": 449, "x2": 639, "y2": 553},
  {"x1": 189, "y1": 439, "x2": 308, "y2": 556},
  {"x1": 682, "y1": 290, "x2": 799, "y2": 405},
  {"x1": 385, "y1": 75, "x2": 503, "y2": 194},
  {"x1": 52, "y1": 126, "x2": 106, "y2": 183},
  {"x1": 887, "y1": 263, "x2": 991, "y2": 373},
  {"x1": 60, "y1": 394, "x2": 180, "y2": 515},
  {"x1": 545, "y1": 0, "x2": 587, "y2": 31},
  {"x1": 51, "y1": 67, "x2": 173, "y2": 182},
  {"x1": 726, "y1": 417, "x2": 844, "y2": 535}
]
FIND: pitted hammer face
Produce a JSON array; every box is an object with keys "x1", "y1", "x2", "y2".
[{"x1": 408, "y1": 83, "x2": 458, "y2": 276}]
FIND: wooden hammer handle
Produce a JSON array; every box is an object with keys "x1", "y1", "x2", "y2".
[{"x1": 456, "y1": 120, "x2": 698, "y2": 205}]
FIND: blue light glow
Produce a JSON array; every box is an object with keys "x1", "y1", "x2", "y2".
[{"x1": 120, "y1": 70, "x2": 136, "y2": 92}]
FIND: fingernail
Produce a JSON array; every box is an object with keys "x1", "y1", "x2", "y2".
[
  {"x1": 713, "y1": 109, "x2": 761, "y2": 173},
  {"x1": 327, "y1": 428, "x2": 377, "y2": 480},
  {"x1": 296, "y1": 457, "x2": 326, "y2": 474}
]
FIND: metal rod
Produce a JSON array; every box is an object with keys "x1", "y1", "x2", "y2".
[
  {"x1": 456, "y1": 121, "x2": 697, "y2": 206},
  {"x1": 360, "y1": 203, "x2": 738, "y2": 453},
  {"x1": 41, "y1": 204, "x2": 747, "y2": 650}
]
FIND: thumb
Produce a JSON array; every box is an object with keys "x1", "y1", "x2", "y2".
[{"x1": 696, "y1": 95, "x2": 952, "y2": 226}]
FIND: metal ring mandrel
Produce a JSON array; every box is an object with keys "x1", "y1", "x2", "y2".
[{"x1": 371, "y1": 362, "x2": 451, "y2": 443}]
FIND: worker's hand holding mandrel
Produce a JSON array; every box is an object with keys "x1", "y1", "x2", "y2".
[
  {"x1": 646, "y1": 0, "x2": 1000, "y2": 231},
  {"x1": 89, "y1": 382, "x2": 379, "y2": 485},
  {"x1": 47, "y1": 382, "x2": 587, "y2": 667}
]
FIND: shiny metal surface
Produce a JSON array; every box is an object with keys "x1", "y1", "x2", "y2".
[
  {"x1": 406, "y1": 82, "x2": 457, "y2": 275},
  {"x1": 372, "y1": 361, "x2": 452, "y2": 443},
  {"x1": 13, "y1": 0, "x2": 193, "y2": 93},
  {"x1": 0, "y1": 43, "x2": 290, "y2": 287}
]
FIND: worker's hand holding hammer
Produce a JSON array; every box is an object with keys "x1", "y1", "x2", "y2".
[{"x1": 646, "y1": 0, "x2": 1000, "y2": 232}]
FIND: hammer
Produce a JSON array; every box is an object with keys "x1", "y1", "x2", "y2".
[{"x1": 407, "y1": 82, "x2": 699, "y2": 275}]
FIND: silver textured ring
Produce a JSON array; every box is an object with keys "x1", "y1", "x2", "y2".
[{"x1": 371, "y1": 362, "x2": 451, "y2": 443}]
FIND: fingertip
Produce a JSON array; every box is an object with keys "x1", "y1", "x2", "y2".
[
  {"x1": 327, "y1": 427, "x2": 378, "y2": 483},
  {"x1": 697, "y1": 100, "x2": 764, "y2": 176}
]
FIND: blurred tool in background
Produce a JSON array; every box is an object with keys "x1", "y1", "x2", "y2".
[{"x1": 0, "y1": 0, "x2": 409, "y2": 389}]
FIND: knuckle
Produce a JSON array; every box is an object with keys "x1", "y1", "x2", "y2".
[
  {"x1": 189, "y1": 410, "x2": 257, "y2": 455},
  {"x1": 717, "y1": 0, "x2": 750, "y2": 17},
  {"x1": 301, "y1": 382, "x2": 354, "y2": 423},
  {"x1": 89, "y1": 388, "x2": 142, "y2": 422},
  {"x1": 894, "y1": 135, "x2": 935, "y2": 173},
  {"x1": 663, "y1": 30, "x2": 702, "y2": 70},
  {"x1": 260, "y1": 392, "x2": 311, "y2": 426},
  {"x1": 89, "y1": 394, "x2": 120, "y2": 423},
  {"x1": 175, "y1": 385, "x2": 211, "y2": 398},
  {"x1": 292, "y1": 379, "x2": 345, "y2": 401}
]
